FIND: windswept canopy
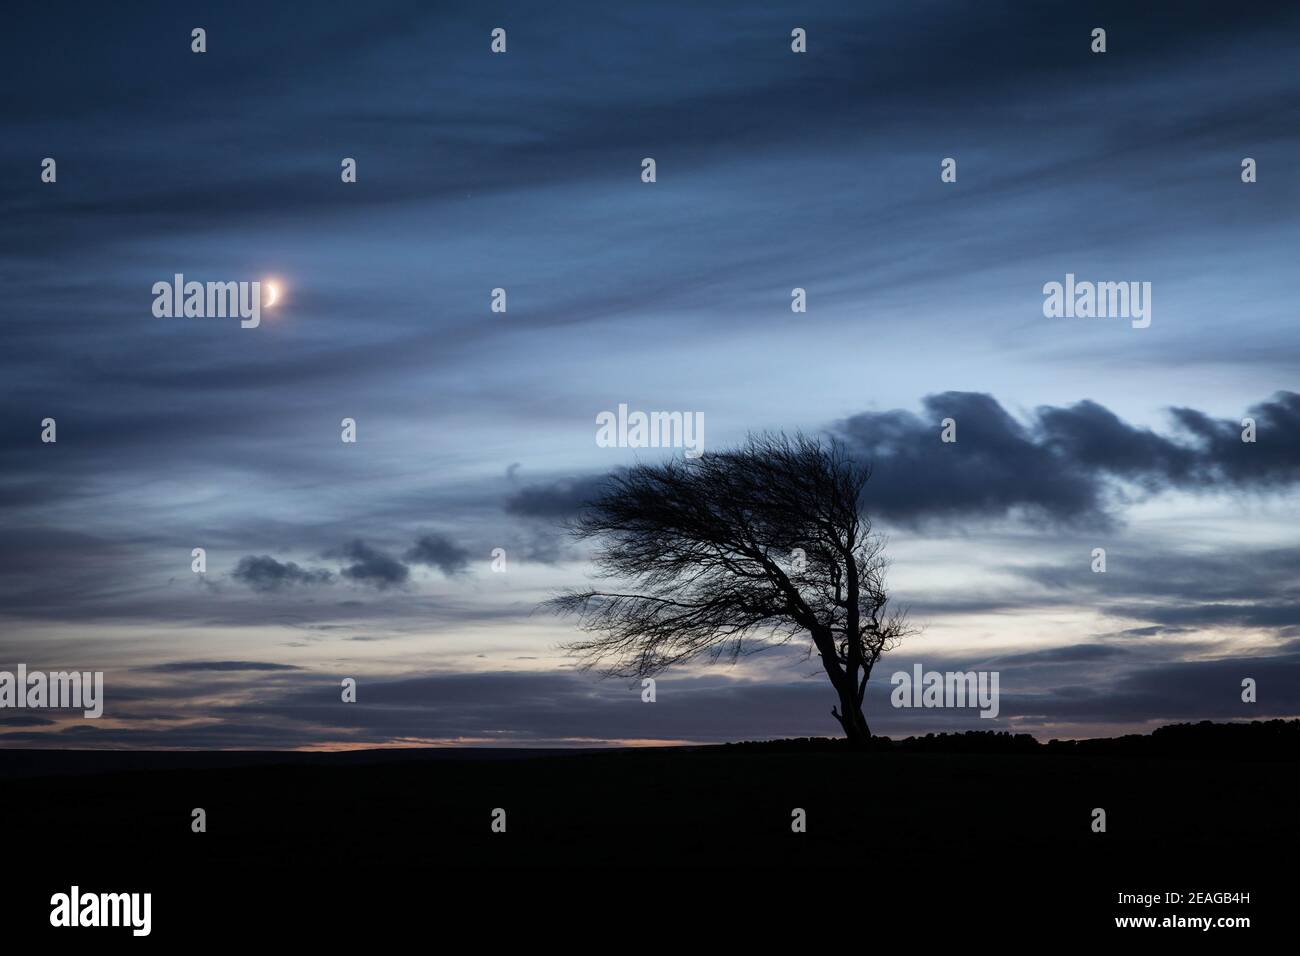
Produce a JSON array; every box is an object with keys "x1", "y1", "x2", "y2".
[{"x1": 548, "y1": 433, "x2": 911, "y2": 744}]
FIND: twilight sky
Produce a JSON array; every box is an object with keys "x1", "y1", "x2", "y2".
[{"x1": 1, "y1": 0, "x2": 1298, "y2": 748}]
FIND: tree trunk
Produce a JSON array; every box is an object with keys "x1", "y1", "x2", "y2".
[{"x1": 831, "y1": 678, "x2": 873, "y2": 751}]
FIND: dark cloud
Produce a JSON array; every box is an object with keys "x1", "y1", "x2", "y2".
[
  {"x1": 231, "y1": 555, "x2": 334, "y2": 592},
  {"x1": 1114, "y1": 626, "x2": 1193, "y2": 639},
  {"x1": 835, "y1": 391, "x2": 1300, "y2": 525},
  {"x1": 1105, "y1": 603, "x2": 1300, "y2": 631},
  {"x1": 1014, "y1": 544, "x2": 1300, "y2": 633},
  {"x1": 140, "y1": 661, "x2": 303, "y2": 673},
  {"x1": 1036, "y1": 400, "x2": 1195, "y2": 485},
  {"x1": 506, "y1": 393, "x2": 1300, "y2": 528},
  {"x1": 1168, "y1": 391, "x2": 1300, "y2": 487},
  {"x1": 1038, "y1": 392, "x2": 1300, "y2": 491},
  {"x1": 1004, "y1": 652, "x2": 1300, "y2": 724},
  {"x1": 1017, "y1": 545, "x2": 1300, "y2": 603},
  {"x1": 838, "y1": 392, "x2": 1103, "y2": 525},
  {"x1": 0, "y1": 715, "x2": 56, "y2": 727},
  {"x1": 505, "y1": 474, "x2": 611, "y2": 520},
  {"x1": 991, "y1": 644, "x2": 1129, "y2": 665},
  {"x1": 404, "y1": 533, "x2": 470, "y2": 576},
  {"x1": 333, "y1": 540, "x2": 409, "y2": 590}
]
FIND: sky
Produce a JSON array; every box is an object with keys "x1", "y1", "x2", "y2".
[{"x1": 1, "y1": 0, "x2": 1298, "y2": 749}]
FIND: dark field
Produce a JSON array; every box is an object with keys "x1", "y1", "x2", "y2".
[{"x1": 4, "y1": 724, "x2": 1291, "y2": 938}]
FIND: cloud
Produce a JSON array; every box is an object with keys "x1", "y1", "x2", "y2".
[
  {"x1": 1104, "y1": 602, "x2": 1300, "y2": 630},
  {"x1": 140, "y1": 661, "x2": 303, "y2": 673},
  {"x1": 234, "y1": 542, "x2": 418, "y2": 595},
  {"x1": 1003, "y1": 652, "x2": 1300, "y2": 724},
  {"x1": 333, "y1": 540, "x2": 409, "y2": 590},
  {"x1": 503, "y1": 392, "x2": 1300, "y2": 528},
  {"x1": 0, "y1": 715, "x2": 56, "y2": 727},
  {"x1": 834, "y1": 390, "x2": 1300, "y2": 525},
  {"x1": 837, "y1": 392, "x2": 1103, "y2": 525},
  {"x1": 1036, "y1": 400, "x2": 1195, "y2": 485},
  {"x1": 404, "y1": 533, "x2": 470, "y2": 576},
  {"x1": 4, "y1": 636, "x2": 1297, "y2": 749},
  {"x1": 1168, "y1": 391, "x2": 1300, "y2": 487},
  {"x1": 504, "y1": 474, "x2": 611, "y2": 520},
  {"x1": 990, "y1": 644, "x2": 1129, "y2": 665},
  {"x1": 231, "y1": 555, "x2": 334, "y2": 592},
  {"x1": 1014, "y1": 544, "x2": 1300, "y2": 633}
]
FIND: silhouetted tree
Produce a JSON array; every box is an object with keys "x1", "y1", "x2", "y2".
[{"x1": 547, "y1": 433, "x2": 912, "y2": 749}]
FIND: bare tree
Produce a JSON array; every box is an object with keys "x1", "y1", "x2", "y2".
[{"x1": 546, "y1": 432, "x2": 912, "y2": 749}]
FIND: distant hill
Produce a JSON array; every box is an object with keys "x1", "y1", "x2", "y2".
[{"x1": 723, "y1": 718, "x2": 1300, "y2": 757}]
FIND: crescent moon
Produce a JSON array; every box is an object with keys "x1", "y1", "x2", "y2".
[{"x1": 264, "y1": 284, "x2": 278, "y2": 307}]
